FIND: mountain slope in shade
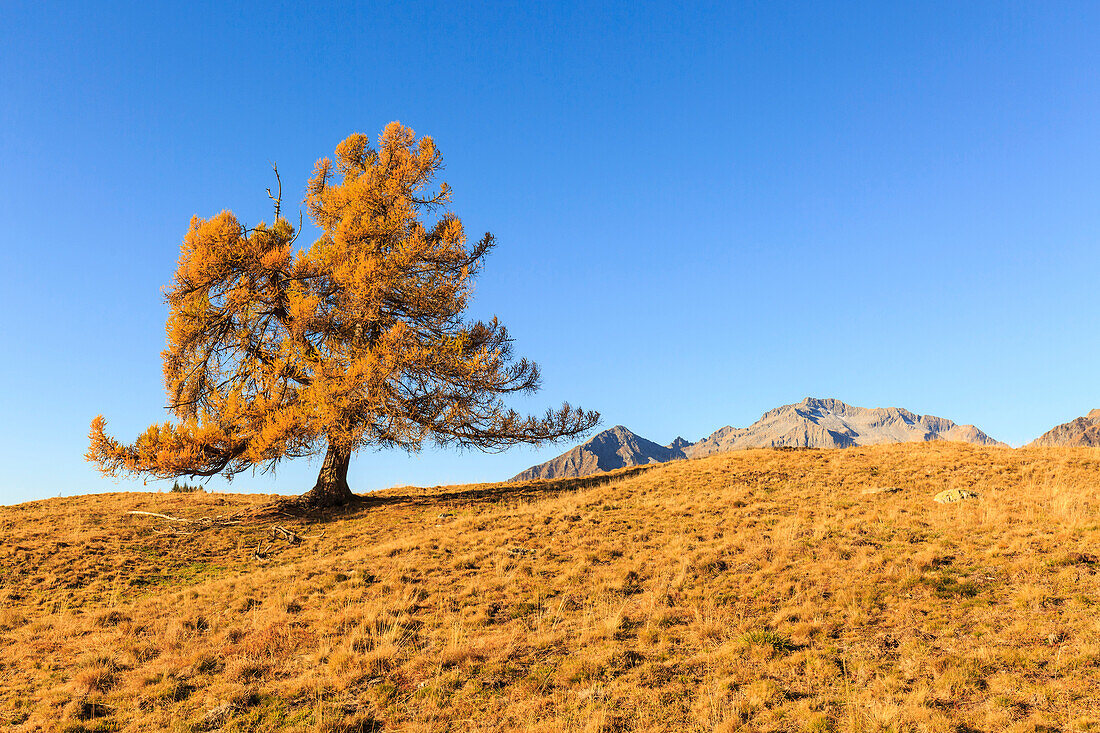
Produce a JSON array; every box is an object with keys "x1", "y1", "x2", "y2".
[
  {"x1": 511, "y1": 398, "x2": 1005, "y2": 480},
  {"x1": 510, "y1": 426, "x2": 688, "y2": 481},
  {"x1": 1026, "y1": 409, "x2": 1100, "y2": 447},
  {"x1": 687, "y1": 397, "x2": 1005, "y2": 457}
]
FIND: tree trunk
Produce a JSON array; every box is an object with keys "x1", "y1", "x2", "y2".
[{"x1": 298, "y1": 443, "x2": 355, "y2": 507}]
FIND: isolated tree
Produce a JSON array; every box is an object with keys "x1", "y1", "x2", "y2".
[{"x1": 87, "y1": 122, "x2": 598, "y2": 507}]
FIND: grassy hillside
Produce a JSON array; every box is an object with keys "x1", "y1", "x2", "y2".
[{"x1": 4, "y1": 443, "x2": 1100, "y2": 732}]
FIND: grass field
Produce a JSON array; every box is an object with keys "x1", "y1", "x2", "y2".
[{"x1": 3, "y1": 442, "x2": 1100, "y2": 732}]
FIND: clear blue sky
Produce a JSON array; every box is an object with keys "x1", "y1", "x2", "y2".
[{"x1": 3, "y1": 1, "x2": 1099, "y2": 504}]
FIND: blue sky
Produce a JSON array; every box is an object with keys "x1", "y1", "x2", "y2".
[{"x1": 2, "y1": 1, "x2": 1099, "y2": 504}]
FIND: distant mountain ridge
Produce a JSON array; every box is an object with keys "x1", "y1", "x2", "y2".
[
  {"x1": 1026, "y1": 409, "x2": 1100, "y2": 448},
  {"x1": 510, "y1": 425, "x2": 687, "y2": 482},
  {"x1": 686, "y1": 397, "x2": 1003, "y2": 457},
  {"x1": 512, "y1": 397, "x2": 1004, "y2": 481}
]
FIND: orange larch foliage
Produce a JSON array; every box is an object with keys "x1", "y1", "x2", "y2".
[{"x1": 87, "y1": 122, "x2": 598, "y2": 505}]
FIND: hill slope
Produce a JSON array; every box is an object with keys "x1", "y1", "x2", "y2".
[
  {"x1": 1027, "y1": 408, "x2": 1100, "y2": 447},
  {"x1": 511, "y1": 425, "x2": 687, "y2": 481},
  {"x1": 2, "y1": 443, "x2": 1099, "y2": 731}
]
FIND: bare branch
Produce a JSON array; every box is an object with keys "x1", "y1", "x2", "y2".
[{"x1": 266, "y1": 162, "x2": 282, "y2": 220}]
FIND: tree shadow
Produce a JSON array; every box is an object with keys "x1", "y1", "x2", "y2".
[{"x1": 268, "y1": 463, "x2": 663, "y2": 522}]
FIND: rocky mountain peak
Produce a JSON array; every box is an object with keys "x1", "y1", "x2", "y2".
[
  {"x1": 1027, "y1": 410, "x2": 1100, "y2": 448},
  {"x1": 667, "y1": 436, "x2": 691, "y2": 451}
]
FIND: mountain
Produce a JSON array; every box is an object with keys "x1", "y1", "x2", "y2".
[
  {"x1": 511, "y1": 398, "x2": 1004, "y2": 480},
  {"x1": 1026, "y1": 409, "x2": 1100, "y2": 447},
  {"x1": 510, "y1": 425, "x2": 688, "y2": 481},
  {"x1": 686, "y1": 397, "x2": 1005, "y2": 457}
]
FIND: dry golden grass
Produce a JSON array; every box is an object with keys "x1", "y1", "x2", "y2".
[{"x1": 4, "y1": 443, "x2": 1100, "y2": 732}]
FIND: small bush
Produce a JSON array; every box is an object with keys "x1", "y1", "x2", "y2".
[
  {"x1": 742, "y1": 629, "x2": 797, "y2": 654},
  {"x1": 923, "y1": 574, "x2": 980, "y2": 599}
]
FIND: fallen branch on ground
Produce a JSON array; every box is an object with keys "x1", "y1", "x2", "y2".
[
  {"x1": 271, "y1": 526, "x2": 301, "y2": 544},
  {"x1": 125, "y1": 510, "x2": 247, "y2": 528},
  {"x1": 127, "y1": 510, "x2": 189, "y2": 522}
]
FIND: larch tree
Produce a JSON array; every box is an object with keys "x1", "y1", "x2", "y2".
[{"x1": 87, "y1": 122, "x2": 599, "y2": 507}]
